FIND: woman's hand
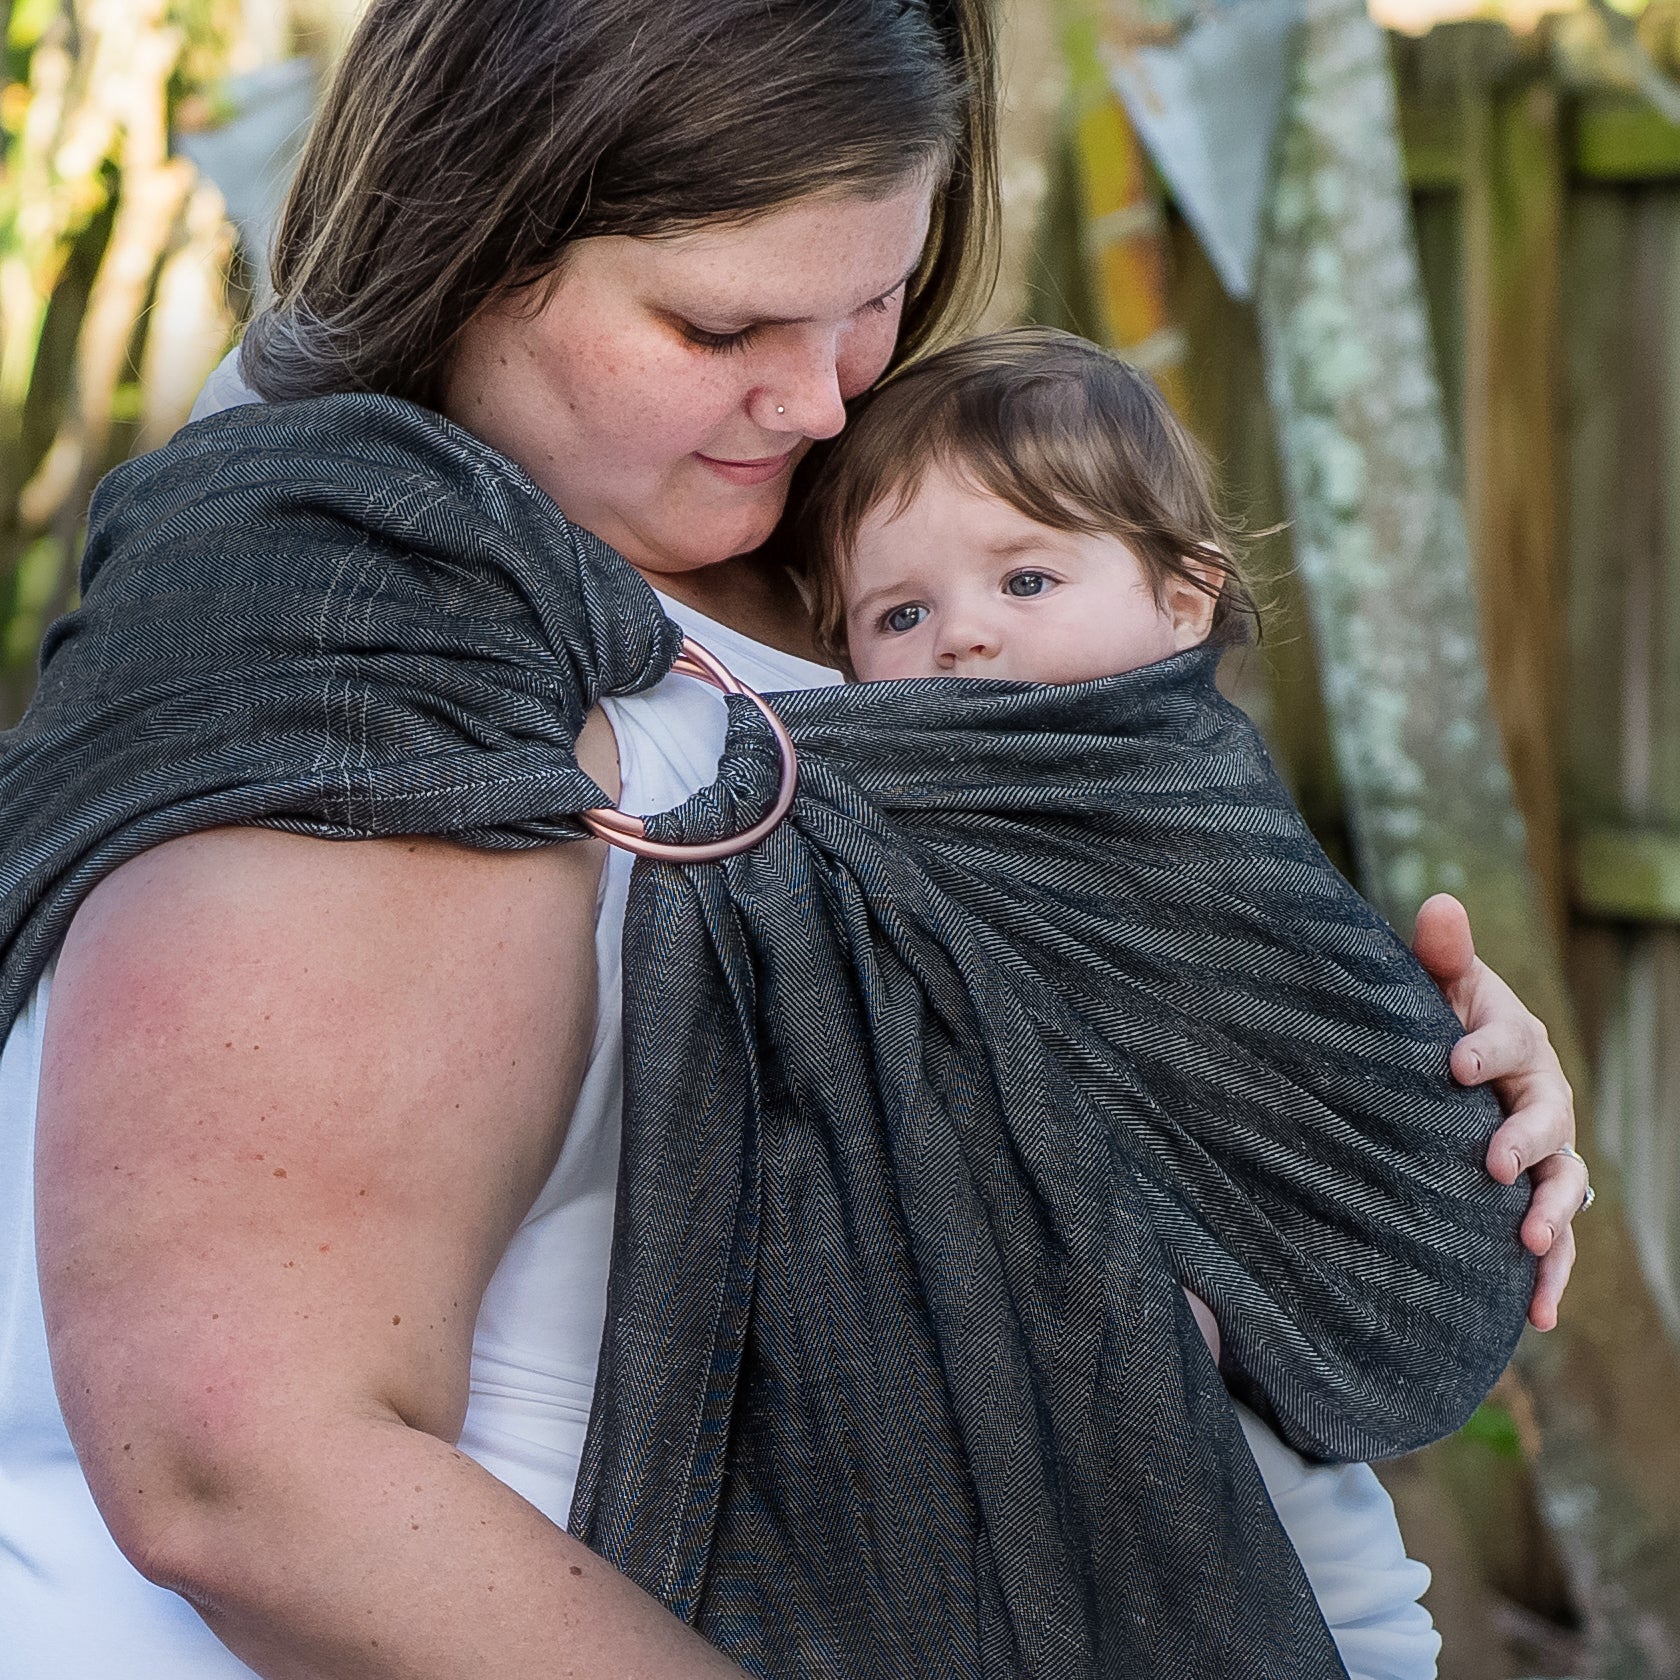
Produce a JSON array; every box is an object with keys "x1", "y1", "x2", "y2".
[{"x1": 1411, "y1": 893, "x2": 1586, "y2": 1332}]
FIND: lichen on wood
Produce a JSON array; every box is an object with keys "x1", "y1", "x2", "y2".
[{"x1": 1256, "y1": 0, "x2": 1530, "y2": 940}]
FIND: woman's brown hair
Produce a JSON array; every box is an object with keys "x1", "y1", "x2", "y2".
[
  {"x1": 242, "y1": 0, "x2": 998, "y2": 409},
  {"x1": 800, "y1": 327, "x2": 1260, "y2": 660}
]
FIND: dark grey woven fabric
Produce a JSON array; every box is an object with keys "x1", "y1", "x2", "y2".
[{"x1": 0, "y1": 394, "x2": 1532, "y2": 1680}]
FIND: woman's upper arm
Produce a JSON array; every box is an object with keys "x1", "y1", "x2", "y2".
[{"x1": 34, "y1": 824, "x2": 604, "y2": 1558}]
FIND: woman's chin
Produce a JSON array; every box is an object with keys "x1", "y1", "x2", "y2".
[{"x1": 650, "y1": 504, "x2": 785, "y2": 575}]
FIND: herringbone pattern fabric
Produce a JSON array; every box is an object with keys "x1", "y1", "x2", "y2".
[
  {"x1": 579, "y1": 671, "x2": 1530, "y2": 1678},
  {"x1": 0, "y1": 396, "x2": 1531, "y2": 1680}
]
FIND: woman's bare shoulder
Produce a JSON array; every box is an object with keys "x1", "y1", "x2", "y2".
[
  {"x1": 57, "y1": 824, "x2": 606, "y2": 1021},
  {"x1": 77, "y1": 822, "x2": 599, "y2": 919}
]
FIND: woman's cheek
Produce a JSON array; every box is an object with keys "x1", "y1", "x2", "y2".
[
  {"x1": 837, "y1": 304, "x2": 904, "y2": 402},
  {"x1": 660, "y1": 356, "x2": 760, "y2": 458}
]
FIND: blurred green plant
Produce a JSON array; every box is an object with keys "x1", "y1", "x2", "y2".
[
  {"x1": 0, "y1": 0, "x2": 252, "y2": 723},
  {"x1": 1457, "y1": 1397, "x2": 1525, "y2": 1460}
]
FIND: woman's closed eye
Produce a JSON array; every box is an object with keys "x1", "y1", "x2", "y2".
[
  {"x1": 676, "y1": 284, "x2": 903, "y2": 358},
  {"x1": 881, "y1": 602, "x2": 929, "y2": 635},
  {"x1": 677, "y1": 320, "x2": 760, "y2": 355}
]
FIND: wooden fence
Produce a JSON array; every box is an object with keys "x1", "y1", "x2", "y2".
[
  {"x1": 1077, "y1": 20, "x2": 1680, "y2": 1355},
  {"x1": 1077, "y1": 33, "x2": 1680, "y2": 1666},
  {"x1": 1407, "y1": 29, "x2": 1680, "y2": 1353}
]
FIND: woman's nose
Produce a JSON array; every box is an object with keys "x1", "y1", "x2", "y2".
[{"x1": 751, "y1": 337, "x2": 848, "y2": 439}]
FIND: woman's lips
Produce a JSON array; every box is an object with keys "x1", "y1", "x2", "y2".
[{"x1": 695, "y1": 449, "x2": 796, "y2": 487}]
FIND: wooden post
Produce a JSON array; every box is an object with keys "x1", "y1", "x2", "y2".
[
  {"x1": 1461, "y1": 76, "x2": 1570, "y2": 948},
  {"x1": 1255, "y1": 2, "x2": 1680, "y2": 1669}
]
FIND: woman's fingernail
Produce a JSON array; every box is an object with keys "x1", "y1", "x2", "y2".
[{"x1": 1466, "y1": 1050, "x2": 1483, "y2": 1077}]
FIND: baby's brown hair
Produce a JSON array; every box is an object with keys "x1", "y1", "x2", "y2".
[{"x1": 798, "y1": 326, "x2": 1257, "y2": 662}]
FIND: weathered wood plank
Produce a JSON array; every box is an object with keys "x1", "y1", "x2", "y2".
[
  {"x1": 1653, "y1": 199, "x2": 1680, "y2": 825},
  {"x1": 1411, "y1": 188, "x2": 1466, "y2": 475},
  {"x1": 1595, "y1": 931, "x2": 1680, "y2": 1345},
  {"x1": 1574, "y1": 96, "x2": 1680, "y2": 182},
  {"x1": 1400, "y1": 95, "x2": 1680, "y2": 187},
  {"x1": 1615, "y1": 201, "x2": 1675, "y2": 827},
  {"x1": 1402, "y1": 102, "x2": 1466, "y2": 188},
  {"x1": 1562, "y1": 188, "x2": 1637, "y2": 829},
  {"x1": 1462, "y1": 79, "x2": 1569, "y2": 943}
]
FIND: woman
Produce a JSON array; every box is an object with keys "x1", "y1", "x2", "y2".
[{"x1": 0, "y1": 1, "x2": 1584, "y2": 1675}]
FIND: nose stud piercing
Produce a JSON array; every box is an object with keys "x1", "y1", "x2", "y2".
[{"x1": 776, "y1": 405, "x2": 785, "y2": 415}]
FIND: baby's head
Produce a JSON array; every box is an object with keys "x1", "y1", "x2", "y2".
[{"x1": 800, "y1": 327, "x2": 1255, "y2": 683}]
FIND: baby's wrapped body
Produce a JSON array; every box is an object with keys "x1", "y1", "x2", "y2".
[{"x1": 2, "y1": 396, "x2": 1530, "y2": 1680}]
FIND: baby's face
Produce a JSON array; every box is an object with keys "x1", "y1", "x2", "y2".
[{"x1": 843, "y1": 462, "x2": 1189, "y2": 684}]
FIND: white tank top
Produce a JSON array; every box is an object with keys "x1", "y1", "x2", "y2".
[
  {"x1": 449, "y1": 601, "x2": 849, "y2": 1523},
  {"x1": 0, "y1": 358, "x2": 1439, "y2": 1673}
]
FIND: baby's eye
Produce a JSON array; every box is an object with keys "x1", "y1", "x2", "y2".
[
  {"x1": 1005, "y1": 571, "x2": 1052, "y2": 598},
  {"x1": 882, "y1": 602, "x2": 929, "y2": 634}
]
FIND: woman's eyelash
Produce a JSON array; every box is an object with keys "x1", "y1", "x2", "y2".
[
  {"x1": 679, "y1": 322, "x2": 759, "y2": 355},
  {"x1": 680, "y1": 286, "x2": 900, "y2": 354}
]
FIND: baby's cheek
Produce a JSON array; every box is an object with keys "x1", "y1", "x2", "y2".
[
  {"x1": 849, "y1": 638, "x2": 915, "y2": 683},
  {"x1": 1056, "y1": 605, "x2": 1179, "y2": 684}
]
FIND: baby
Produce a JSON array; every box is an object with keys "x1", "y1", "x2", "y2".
[
  {"x1": 794, "y1": 330, "x2": 1454, "y2": 1680},
  {"x1": 798, "y1": 325, "x2": 1255, "y2": 684},
  {"x1": 800, "y1": 327, "x2": 1256, "y2": 1368}
]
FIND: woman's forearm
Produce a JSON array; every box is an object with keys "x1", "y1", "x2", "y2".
[{"x1": 149, "y1": 1408, "x2": 744, "y2": 1680}]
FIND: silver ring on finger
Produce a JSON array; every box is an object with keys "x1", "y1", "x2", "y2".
[{"x1": 1554, "y1": 1142, "x2": 1595, "y2": 1211}]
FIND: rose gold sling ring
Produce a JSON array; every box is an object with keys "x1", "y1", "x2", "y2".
[{"x1": 579, "y1": 635, "x2": 798, "y2": 862}]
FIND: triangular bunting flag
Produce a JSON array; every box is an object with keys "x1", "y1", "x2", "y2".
[{"x1": 1109, "y1": 0, "x2": 1301, "y2": 300}]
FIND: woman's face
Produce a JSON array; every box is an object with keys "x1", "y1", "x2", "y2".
[{"x1": 444, "y1": 180, "x2": 935, "y2": 583}]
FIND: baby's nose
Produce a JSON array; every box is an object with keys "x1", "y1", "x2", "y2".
[{"x1": 936, "y1": 618, "x2": 1000, "y2": 668}]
